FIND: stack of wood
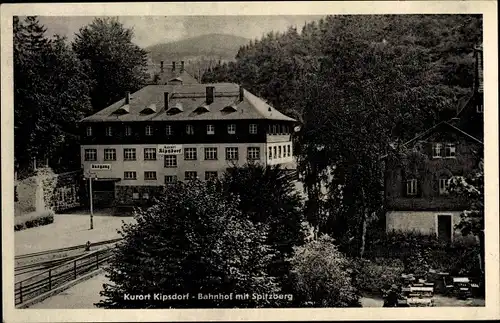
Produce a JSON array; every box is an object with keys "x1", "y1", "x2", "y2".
[{"x1": 398, "y1": 274, "x2": 435, "y2": 307}]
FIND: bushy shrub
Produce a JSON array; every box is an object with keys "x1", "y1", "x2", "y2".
[
  {"x1": 288, "y1": 235, "x2": 361, "y2": 307},
  {"x1": 14, "y1": 210, "x2": 54, "y2": 231},
  {"x1": 352, "y1": 258, "x2": 405, "y2": 294},
  {"x1": 365, "y1": 230, "x2": 481, "y2": 277}
]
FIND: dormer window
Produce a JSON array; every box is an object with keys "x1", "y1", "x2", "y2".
[
  {"x1": 114, "y1": 105, "x2": 130, "y2": 114},
  {"x1": 166, "y1": 103, "x2": 183, "y2": 115},
  {"x1": 145, "y1": 125, "x2": 153, "y2": 136},
  {"x1": 207, "y1": 124, "x2": 215, "y2": 135},
  {"x1": 194, "y1": 105, "x2": 210, "y2": 114},
  {"x1": 477, "y1": 104, "x2": 483, "y2": 113},
  {"x1": 140, "y1": 104, "x2": 157, "y2": 114},
  {"x1": 227, "y1": 124, "x2": 236, "y2": 135},
  {"x1": 221, "y1": 105, "x2": 237, "y2": 113},
  {"x1": 86, "y1": 126, "x2": 92, "y2": 137},
  {"x1": 186, "y1": 124, "x2": 194, "y2": 135},
  {"x1": 105, "y1": 126, "x2": 113, "y2": 137}
]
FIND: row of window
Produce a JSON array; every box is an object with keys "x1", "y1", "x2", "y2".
[
  {"x1": 268, "y1": 145, "x2": 292, "y2": 160},
  {"x1": 86, "y1": 123, "x2": 285, "y2": 137},
  {"x1": 431, "y1": 143, "x2": 456, "y2": 158},
  {"x1": 85, "y1": 147, "x2": 262, "y2": 162},
  {"x1": 122, "y1": 171, "x2": 217, "y2": 182},
  {"x1": 406, "y1": 178, "x2": 450, "y2": 196}
]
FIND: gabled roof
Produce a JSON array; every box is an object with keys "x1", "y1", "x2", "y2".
[
  {"x1": 80, "y1": 83, "x2": 297, "y2": 123},
  {"x1": 403, "y1": 121, "x2": 483, "y2": 146}
]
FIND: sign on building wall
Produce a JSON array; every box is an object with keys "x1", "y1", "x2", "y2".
[
  {"x1": 158, "y1": 144, "x2": 183, "y2": 155},
  {"x1": 90, "y1": 164, "x2": 111, "y2": 171}
]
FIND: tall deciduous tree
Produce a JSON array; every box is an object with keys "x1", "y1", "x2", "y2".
[
  {"x1": 97, "y1": 180, "x2": 282, "y2": 309},
  {"x1": 14, "y1": 16, "x2": 92, "y2": 175},
  {"x1": 72, "y1": 17, "x2": 148, "y2": 112}
]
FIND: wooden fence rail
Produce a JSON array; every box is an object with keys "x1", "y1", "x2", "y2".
[{"x1": 15, "y1": 247, "x2": 114, "y2": 306}]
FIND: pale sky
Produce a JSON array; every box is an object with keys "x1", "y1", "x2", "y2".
[{"x1": 37, "y1": 16, "x2": 326, "y2": 48}]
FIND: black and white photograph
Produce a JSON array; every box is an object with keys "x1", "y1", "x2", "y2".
[{"x1": 2, "y1": 1, "x2": 499, "y2": 322}]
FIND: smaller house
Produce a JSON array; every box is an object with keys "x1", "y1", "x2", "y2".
[{"x1": 384, "y1": 44, "x2": 484, "y2": 242}]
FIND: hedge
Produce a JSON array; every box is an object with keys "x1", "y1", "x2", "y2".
[{"x1": 14, "y1": 210, "x2": 54, "y2": 231}]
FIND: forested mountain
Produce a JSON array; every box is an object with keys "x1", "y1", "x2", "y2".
[
  {"x1": 203, "y1": 15, "x2": 482, "y2": 253},
  {"x1": 145, "y1": 34, "x2": 250, "y2": 62}
]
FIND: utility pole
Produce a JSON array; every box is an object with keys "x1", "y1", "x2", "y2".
[{"x1": 89, "y1": 174, "x2": 94, "y2": 230}]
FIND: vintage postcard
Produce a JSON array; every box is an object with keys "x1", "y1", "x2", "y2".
[{"x1": 1, "y1": 1, "x2": 499, "y2": 322}]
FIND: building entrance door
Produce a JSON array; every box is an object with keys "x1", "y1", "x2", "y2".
[{"x1": 437, "y1": 215, "x2": 452, "y2": 243}]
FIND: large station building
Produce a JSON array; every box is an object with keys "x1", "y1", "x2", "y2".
[{"x1": 79, "y1": 83, "x2": 297, "y2": 206}]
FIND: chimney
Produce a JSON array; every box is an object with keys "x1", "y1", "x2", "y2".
[
  {"x1": 164, "y1": 92, "x2": 169, "y2": 110},
  {"x1": 125, "y1": 91, "x2": 130, "y2": 104},
  {"x1": 160, "y1": 61, "x2": 164, "y2": 73},
  {"x1": 181, "y1": 61, "x2": 185, "y2": 71},
  {"x1": 172, "y1": 61, "x2": 176, "y2": 71},
  {"x1": 239, "y1": 86, "x2": 244, "y2": 102},
  {"x1": 206, "y1": 86, "x2": 214, "y2": 104}
]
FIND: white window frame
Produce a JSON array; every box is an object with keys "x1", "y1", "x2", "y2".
[
  {"x1": 165, "y1": 175, "x2": 177, "y2": 184},
  {"x1": 278, "y1": 146, "x2": 282, "y2": 158},
  {"x1": 125, "y1": 126, "x2": 132, "y2": 136},
  {"x1": 287, "y1": 144, "x2": 291, "y2": 157},
  {"x1": 124, "y1": 171, "x2": 137, "y2": 180},
  {"x1": 207, "y1": 124, "x2": 215, "y2": 135},
  {"x1": 145, "y1": 125, "x2": 153, "y2": 136},
  {"x1": 184, "y1": 148, "x2": 197, "y2": 160},
  {"x1": 406, "y1": 179, "x2": 418, "y2": 196},
  {"x1": 185, "y1": 171, "x2": 197, "y2": 180},
  {"x1": 164, "y1": 155, "x2": 177, "y2": 168},
  {"x1": 225, "y1": 147, "x2": 239, "y2": 160},
  {"x1": 268, "y1": 147, "x2": 273, "y2": 160},
  {"x1": 273, "y1": 146, "x2": 277, "y2": 159},
  {"x1": 249, "y1": 124, "x2": 258, "y2": 134},
  {"x1": 105, "y1": 126, "x2": 113, "y2": 137},
  {"x1": 165, "y1": 125, "x2": 173, "y2": 136},
  {"x1": 247, "y1": 147, "x2": 260, "y2": 160},
  {"x1": 144, "y1": 148, "x2": 157, "y2": 161},
  {"x1": 227, "y1": 124, "x2": 236, "y2": 135},
  {"x1": 86, "y1": 126, "x2": 92, "y2": 137},
  {"x1": 272, "y1": 125, "x2": 277, "y2": 134},
  {"x1": 132, "y1": 192, "x2": 140, "y2": 199},
  {"x1": 432, "y1": 143, "x2": 443, "y2": 158},
  {"x1": 144, "y1": 171, "x2": 157, "y2": 180},
  {"x1": 444, "y1": 143, "x2": 456, "y2": 158},
  {"x1": 84, "y1": 149, "x2": 97, "y2": 161},
  {"x1": 205, "y1": 147, "x2": 218, "y2": 160},
  {"x1": 103, "y1": 148, "x2": 116, "y2": 161},
  {"x1": 124, "y1": 148, "x2": 136, "y2": 161},
  {"x1": 439, "y1": 178, "x2": 450, "y2": 195},
  {"x1": 186, "y1": 124, "x2": 194, "y2": 135}
]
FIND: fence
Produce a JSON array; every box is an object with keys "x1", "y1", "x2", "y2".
[{"x1": 14, "y1": 247, "x2": 114, "y2": 306}]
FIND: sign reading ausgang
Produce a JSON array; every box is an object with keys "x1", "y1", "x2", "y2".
[
  {"x1": 90, "y1": 164, "x2": 111, "y2": 171},
  {"x1": 158, "y1": 144, "x2": 182, "y2": 155}
]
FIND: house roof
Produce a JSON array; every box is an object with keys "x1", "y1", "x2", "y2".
[
  {"x1": 403, "y1": 121, "x2": 483, "y2": 146},
  {"x1": 80, "y1": 83, "x2": 297, "y2": 123},
  {"x1": 157, "y1": 69, "x2": 199, "y2": 85}
]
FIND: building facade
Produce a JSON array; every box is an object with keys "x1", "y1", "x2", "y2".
[
  {"x1": 384, "y1": 44, "x2": 484, "y2": 242},
  {"x1": 80, "y1": 83, "x2": 297, "y2": 206}
]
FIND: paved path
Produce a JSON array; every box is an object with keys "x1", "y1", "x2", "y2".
[
  {"x1": 15, "y1": 214, "x2": 135, "y2": 255},
  {"x1": 29, "y1": 273, "x2": 110, "y2": 309}
]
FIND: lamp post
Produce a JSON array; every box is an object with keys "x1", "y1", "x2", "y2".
[{"x1": 87, "y1": 172, "x2": 96, "y2": 230}]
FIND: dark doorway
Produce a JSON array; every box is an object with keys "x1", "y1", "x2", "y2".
[{"x1": 437, "y1": 215, "x2": 452, "y2": 243}]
